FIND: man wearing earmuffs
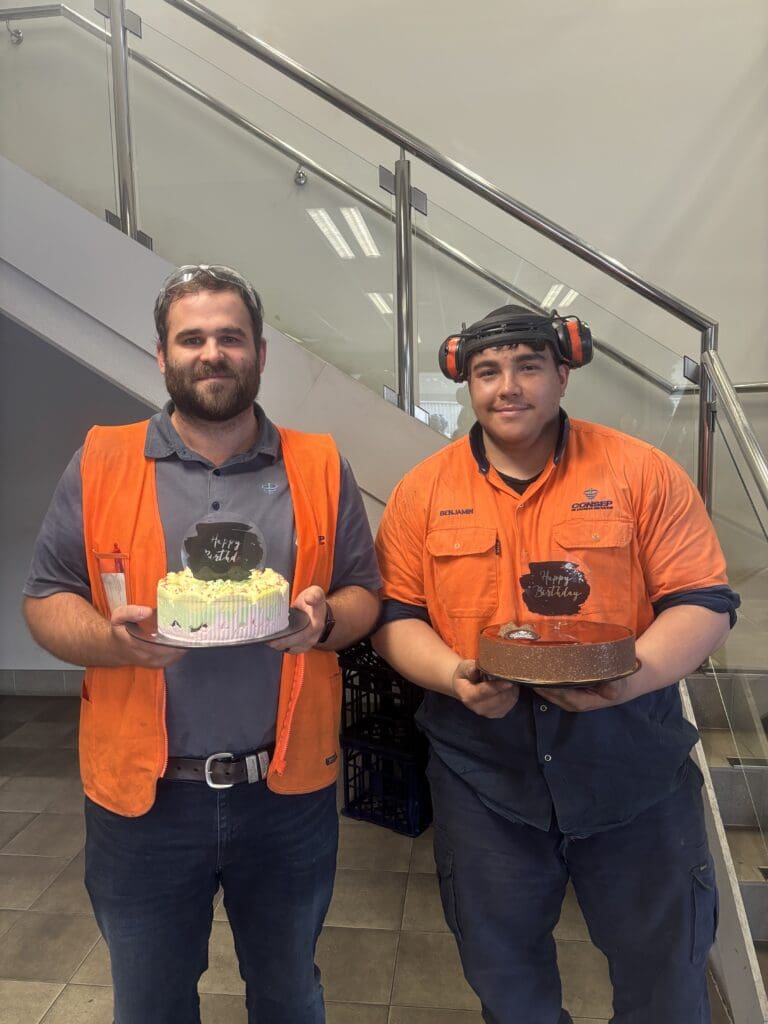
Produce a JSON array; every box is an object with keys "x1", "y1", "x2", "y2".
[{"x1": 373, "y1": 304, "x2": 740, "y2": 1024}]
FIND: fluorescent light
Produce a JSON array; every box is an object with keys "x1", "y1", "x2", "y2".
[
  {"x1": 307, "y1": 208, "x2": 355, "y2": 259},
  {"x1": 366, "y1": 292, "x2": 394, "y2": 315},
  {"x1": 559, "y1": 289, "x2": 579, "y2": 308},
  {"x1": 541, "y1": 284, "x2": 563, "y2": 309},
  {"x1": 340, "y1": 207, "x2": 380, "y2": 257}
]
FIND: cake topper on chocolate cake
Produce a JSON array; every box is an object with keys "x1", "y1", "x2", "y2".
[{"x1": 183, "y1": 521, "x2": 265, "y2": 581}]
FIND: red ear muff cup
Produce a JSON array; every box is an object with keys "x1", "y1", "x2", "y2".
[
  {"x1": 565, "y1": 319, "x2": 583, "y2": 367},
  {"x1": 439, "y1": 336, "x2": 463, "y2": 381}
]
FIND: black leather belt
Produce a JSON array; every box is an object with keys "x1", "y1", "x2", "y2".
[{"x1": 163, "y1": 747, "x2": 274, "y2": 789}]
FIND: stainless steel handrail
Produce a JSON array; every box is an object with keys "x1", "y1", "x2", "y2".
[
  {"x1": 4, "y1": 3, "x2": 767, "y2": 493},
  {"x1": 162, "y1": 0, "x2": 717, "y2": 332},
  {"x1": 703, "y1": 352, "x2": 768, "y2": 510}
]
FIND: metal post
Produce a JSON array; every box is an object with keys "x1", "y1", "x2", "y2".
[
  {"x1": 105, "y1": 0, "x2": 139, "y2": 239},
  {"x1": 697, "y1": 323, "x2": 718, "y2": 512},
  {"x1": 394, "y1": 150, "x2": 415, "y2": 415}
]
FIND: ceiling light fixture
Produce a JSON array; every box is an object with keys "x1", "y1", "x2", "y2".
[
  {"x1": 541, "y1": 284, "x2": 563, "y2": 309},
  {"x1": 340, "y1": 207, "x2": 380, "y2": 257},
  {"x1": 366, "y1": 292, "x2": 394, "y2": 315},
  {"x1": 307, "y1": 208, "x2": 355, "y2": 259}
]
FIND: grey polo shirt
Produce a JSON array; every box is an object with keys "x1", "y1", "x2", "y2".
[{"x1": 24, "y1": 403, "x2": 381, "y2": 757}]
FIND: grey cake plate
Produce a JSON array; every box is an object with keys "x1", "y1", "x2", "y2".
[
  {"x1": 125, "y1": 607, "x2": 310, "y2": 649},
  {"x1": 477, "y1": 660, "x2": 641, "y2": 689}
]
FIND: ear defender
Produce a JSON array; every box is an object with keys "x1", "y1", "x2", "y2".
[
  {"x1": 438, "y1": 309, "x2": 593, "y2": 381},
  {"x1": 553, "y1": 315, "x2": 593, "y2": 369}
]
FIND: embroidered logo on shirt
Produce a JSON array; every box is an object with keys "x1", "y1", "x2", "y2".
[
  {"x1": 520, "y1": 561, "x2": 591, "y2": 615},
  {"x1": 439, "y1": 508, "x2": 474, "y2": 517},
  {"x1": 261, "y1": 482, "x2": 279, "y2": 495},
  {"x1": 572, "y1": 487, "x2": 613, "y2": 511}
]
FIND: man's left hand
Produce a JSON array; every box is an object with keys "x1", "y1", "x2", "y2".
[
  {"x1": 533, "y1": 676, "x2": 634, "y2": 712},
  {"x1": 267, "y1": 585, "x2": 327, "y2": 654}
]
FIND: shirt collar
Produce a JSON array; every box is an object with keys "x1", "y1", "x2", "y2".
[
  {"x1": 145, "y1": 402, "x2": 281, "y2": 465},
  {"x1": 469, "y1": 408, "x2": 570, "y2": 475}
]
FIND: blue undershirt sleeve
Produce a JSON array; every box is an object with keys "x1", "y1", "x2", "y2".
[{"x1": 652, "y1": 585, "x2": 740, "y2": 628}]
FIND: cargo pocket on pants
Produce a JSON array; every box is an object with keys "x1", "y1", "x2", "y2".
[
  {"x1": 433, "y1": 826, "x2": 463, "y2": 941},
  {"x1": 691, "y1": 856, "x2": 718, "y2": 964}
]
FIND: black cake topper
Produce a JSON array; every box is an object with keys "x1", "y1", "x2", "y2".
[{"x1": 183, "y1": 521, "x2": 265, "y2": 581}]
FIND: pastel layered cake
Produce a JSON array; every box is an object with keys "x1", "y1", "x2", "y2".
[
  {"x1": 478, "y1": 620, "x2": 635, "y2": 685},
  {"x1": 157, "y1": 566, "x2": 290, "y2": 643}
]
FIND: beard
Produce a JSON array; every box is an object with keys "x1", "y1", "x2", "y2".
[{"x1": 164, "y1": 356, "x2": 260, "y2": 422}]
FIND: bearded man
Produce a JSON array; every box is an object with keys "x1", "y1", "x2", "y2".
[{"x1": 23, "y1": 264, "x2": 381, "y2": 1024}]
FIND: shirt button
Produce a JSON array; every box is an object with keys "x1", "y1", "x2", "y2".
[
  {"x1": 213, "y1": 469, "x2": 221, "y2": 476},
  {"x1": 544, "y1": 754, "x2": 552, "y2": 762},
  {"x1": 539, "y1": 704, "x2": 548, "y2": 712},
  {"x1": 211, "y1": 501, "x2": 220, "y2": 510}
]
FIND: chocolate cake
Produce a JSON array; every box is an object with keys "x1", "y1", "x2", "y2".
[{"x1": 477, "y1": 619, "x2": 636, "y2": 685}]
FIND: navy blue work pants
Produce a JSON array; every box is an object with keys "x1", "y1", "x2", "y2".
[
  {"x1": 428, "y1": 755, "x2": 717, "y2": 1024},
  {"x1": 84, "y1": 778, "x2": 338, "y2": 1024}
]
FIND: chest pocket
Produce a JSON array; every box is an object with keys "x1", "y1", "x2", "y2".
[
  {"x1": 426, "y1": 527, "x2": 499, "y2": 618},
  {"x1": 552, "y1": 517, "x2": 634, "y2": 616}
]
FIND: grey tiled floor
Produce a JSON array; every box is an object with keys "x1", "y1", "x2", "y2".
[{"x1": 0, "y1": 695, "x2": 733, "y2": 1023}]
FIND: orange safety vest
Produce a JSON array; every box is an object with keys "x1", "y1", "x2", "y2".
[{"x1": 79, "y1": 420, "x2": 342, "y2": 816}]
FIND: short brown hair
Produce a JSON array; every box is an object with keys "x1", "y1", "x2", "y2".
[{"x1": 154, "y1": 265, "x2": 264, "y2": 352}]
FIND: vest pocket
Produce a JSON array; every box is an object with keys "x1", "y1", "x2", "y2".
[{"x1": 426, "y1": 527, "x2": 498, "y2": 618}]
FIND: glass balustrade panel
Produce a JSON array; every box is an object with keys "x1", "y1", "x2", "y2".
[
  {"x1": 410, "y1": 199, "x2": 698, "y2": 475},
  {"x1": 125, "y1": 19, "x2": 399, "y2": 400},
  {"x1": 0, "y1": 9, "x2": 118, "y2": 222}
]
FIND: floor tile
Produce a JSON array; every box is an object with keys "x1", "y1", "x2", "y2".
[
  {"x1": 0, "y1": 812, "x2": 37, "y2": 850},
  {"x1": 1, "y1": 813, "x2": 85, "y2": 859},
  {"x1": 39, "y1": 983, "x2": 113, "y2": 1023},
  {"x1": 0, "y1": 910, "x2": 21, "y2": 941},
  {"x1": 0, "y1": 912, "x2": 100, "y2": 983},
  {"x1": 337, "y1": 822, "x2": 412, "y2": 872},
  {"x1": 409, "y1": 829, "x2": 436, "y2": 874},
  {"x1": 0, "y1": 856, "x2": 70, "y2": 910},
  {"x1": 30, "y1": 852, "x2": 91, "y2": 915},
  {"x1": 327, "y1": 1002, "x2": 389, "y2": 1023},
  {"x1": 44, "y1": 779, "x2": 85, "y2": 816},
  {"x1": 391, "y1": 931, "x2": 480, "y2": 1011},
  {"x1": 317, "y1": 926, "x2": 399, "y2": 1004},
  {"x1": 0, "y1": 749, "x2": 39, "y2": 779},
  {"x1": 199, "y1": 991, "x2": 248, "y2": 1023},
  {"x1": 388, "y1": 1008, "x2": 484, "y2": 1023},
  {"x1": 558, "y1": 939, "x2": 612, "y2": 1020},
  {"x1": 70, "y1": 939, "x2": 111, "y2": 986},
  {"x1": 0, "y1": 697, "x2": 60, "y2": 724},
  {"x1": 0, "y1": 777, "x2": 77, "y2": 814},
  {"x1": 554, "y1": 884, "x2": 590, "y2": 942},
  {"x1": 326, "y1": 869, "x2": 408, "y2": 930},
  {"x1": 402, "y1": 873, "x2": 448, "y2": 933},
  {"x1": 0, "y1": 979, "x2": 63, "y2": 1024},
  {"x1": 197, "y1": 920, "x2": 245, "y2": 996},
  {"x1": 33, "y1": 700, "x2": 80, "y2": 725},
  {"x1": 22, "y1": 750, "x2": 80, "y2": 779},
  {"x1": 0, "y1": 722, "x2": 78, "y2": 750}
]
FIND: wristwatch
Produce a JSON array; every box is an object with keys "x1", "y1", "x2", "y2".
[{"x1": 317, "y1": 601, "x2": 336, "y2": 645}]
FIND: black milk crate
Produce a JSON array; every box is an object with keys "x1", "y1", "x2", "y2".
[
  {"x1": 338, "y1": 639, "x2": 423, "y2": 750},
  {"x1": 340, "y1": 736, "x2": 432, "y2": 837}
]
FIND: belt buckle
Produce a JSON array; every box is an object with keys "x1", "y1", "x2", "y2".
[{"x1": 204, "y1": 752, "x2": 234, "y2": 789}]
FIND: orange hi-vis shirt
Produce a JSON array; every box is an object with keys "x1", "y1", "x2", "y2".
[
  {"x1": 79, "y1": 420, "x2": 343, "y2": 817},
  {"x1": 376, "y1": 416, "x2": 730, "y2": 660}
]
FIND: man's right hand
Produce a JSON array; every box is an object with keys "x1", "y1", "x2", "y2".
[
  {"x1": 450, "y1": 660, "x2": 519, "y2": 718},
  {"x1": 110, "y1": 605, "x2": 187, "y2": 668}
]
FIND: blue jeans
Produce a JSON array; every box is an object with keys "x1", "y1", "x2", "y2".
[
  {"x1": 84, "y1": 778, "x2": 338, "y2": 1024},
  {"x1": 428, "y1": 755, "x2": 717, "y2": 1024}
]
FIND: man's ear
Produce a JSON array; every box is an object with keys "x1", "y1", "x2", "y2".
[
  {"x1": 258, "y1": 337, "x2": 267, "y2": 374},
  {"x1": 156, "y1": 340, "x2": 166, "y2": 374},
  {"x1": 558, "y1": 361, "x2": 570, "y2": 396}
]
